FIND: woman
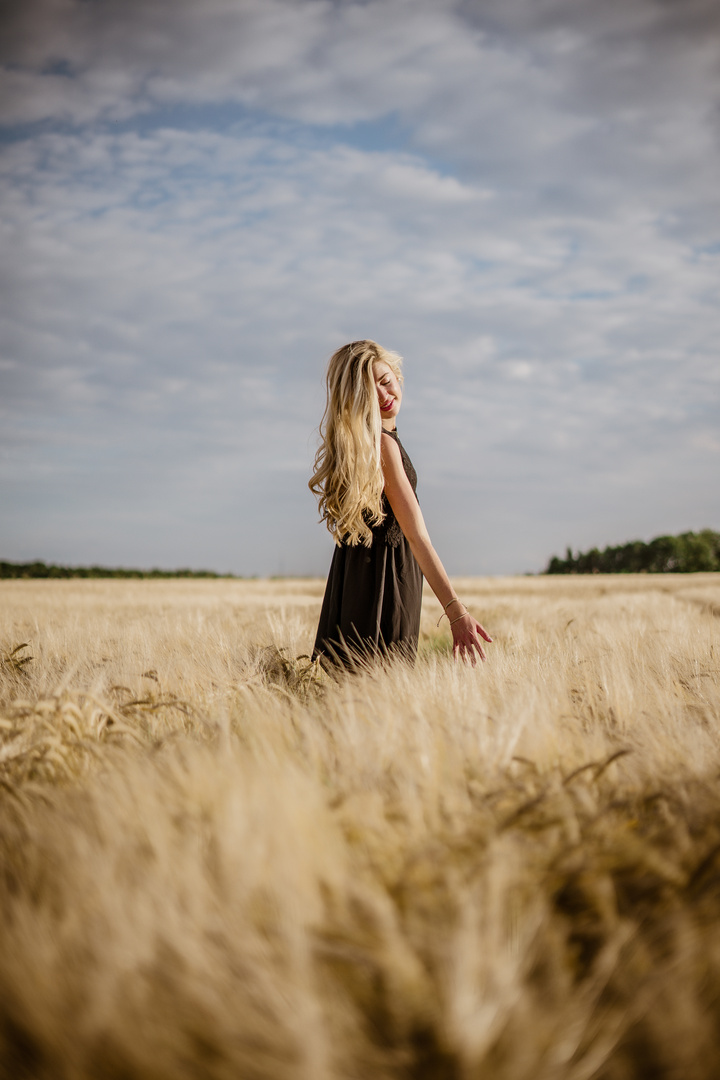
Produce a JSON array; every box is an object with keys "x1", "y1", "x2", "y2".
[{"x1": 310, "y1": 339, "x2": 492, "y2": 668}]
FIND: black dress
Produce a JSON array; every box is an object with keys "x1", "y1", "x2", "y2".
[{"x1": 312, "y1": 430, "x2": 423, "y2": 668}]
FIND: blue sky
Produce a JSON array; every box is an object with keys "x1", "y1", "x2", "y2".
[{"x1": 1, "y1": 0, "x2": 719, "y2": 576}]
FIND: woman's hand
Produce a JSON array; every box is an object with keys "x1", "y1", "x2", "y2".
[{"x1": 451, "y1": 612, "x2": 492, "y2": 665}]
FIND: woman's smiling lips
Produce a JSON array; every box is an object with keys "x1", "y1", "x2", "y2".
[{"x1": 380, "y1": 398, "x2": 395, "y2": 411}]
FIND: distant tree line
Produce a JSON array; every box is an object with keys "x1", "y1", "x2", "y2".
[
  {"x1": 0, "y1": 560, "x2": 237, "y2": 580},
  {"x1": 545, "y1": 529, "x2": 720, "y2": 574}
]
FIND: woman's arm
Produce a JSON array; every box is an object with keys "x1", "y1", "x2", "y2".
[{"x1": 380, "y1": 433, "x2": 492, "y2": 664}]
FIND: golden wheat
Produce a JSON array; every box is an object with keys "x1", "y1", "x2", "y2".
[{"x1": 1, "y1": 574, "x2": 719, "y2": 1079}]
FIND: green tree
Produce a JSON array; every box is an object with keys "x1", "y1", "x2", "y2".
[{"x1": 544, "y1": 530, "x2": 720, "y2": 574}]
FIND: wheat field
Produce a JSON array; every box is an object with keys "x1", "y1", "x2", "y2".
[{"x1": 1, "y1": 574, "x2": 720, "y2": 1080}]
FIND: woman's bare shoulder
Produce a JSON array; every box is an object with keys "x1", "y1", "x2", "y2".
[
  {"x1": 380, "y1": 431, "x2": 403, "y2": 465},
  {"x1": 381, "y1": 432, "x2": 412, "y2": 490}
]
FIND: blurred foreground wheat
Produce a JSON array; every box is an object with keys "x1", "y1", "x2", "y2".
[{"x1": 1, "y1": 575, "x2": 720, "y2": 1080}]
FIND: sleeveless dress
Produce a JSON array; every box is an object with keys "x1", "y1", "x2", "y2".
[{"x1": 312, "y1": 429, "x2": 424, "y2": 668}]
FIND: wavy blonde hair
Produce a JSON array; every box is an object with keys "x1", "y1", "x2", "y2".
[{"x1": 309, "y1": 340, "x2": 404, "y2": 546}]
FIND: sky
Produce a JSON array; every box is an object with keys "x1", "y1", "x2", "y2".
[{"x1": 1, "y1": 0, "x2": 719, "y2": 577}]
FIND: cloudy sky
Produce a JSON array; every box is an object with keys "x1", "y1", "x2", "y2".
[{"x1": 1, "y1": 0, "x2": 718, "y2": 576}]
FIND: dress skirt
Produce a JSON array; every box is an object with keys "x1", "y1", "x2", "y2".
[{"x1": 312, "y1": 534, "x2": 423, "y2": 667}]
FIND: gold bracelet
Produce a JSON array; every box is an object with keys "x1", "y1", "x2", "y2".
[{"x1": 449, "y1": 611, "x2": 469, "y2": 626}]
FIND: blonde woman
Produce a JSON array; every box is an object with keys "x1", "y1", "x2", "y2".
[{"x1": 310, "y1": 340, "x2": 492, "y2": 668}]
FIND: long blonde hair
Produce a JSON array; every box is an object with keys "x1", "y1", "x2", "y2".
[{"x1": 309, "y1": 340, "x2": 404, "y2": 546}]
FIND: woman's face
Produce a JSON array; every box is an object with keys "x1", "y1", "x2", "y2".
[{"x1": 372, "y1": 361, "x2": 402, "y2": 429}]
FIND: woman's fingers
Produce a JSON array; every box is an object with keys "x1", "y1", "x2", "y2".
[
  {"x1": 452, "y1": 636, "x2": 486, "y2": 664},
  {"x1": 471, "y1": 638, "x2": 486, "y2": 662},
  {"x1": 451, "y1": 614, "x2": 491, "y2": 664}
]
